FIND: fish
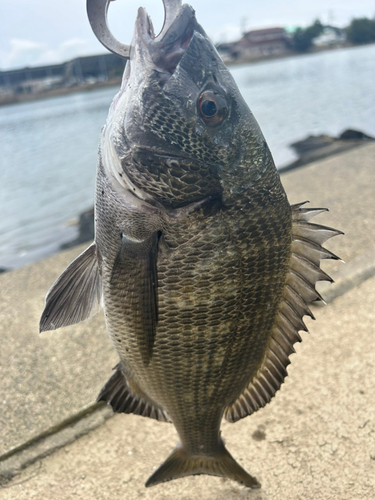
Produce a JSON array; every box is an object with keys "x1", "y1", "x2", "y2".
[{"x1": 40, "y1": 0, "x2": 342, "y2": 489}]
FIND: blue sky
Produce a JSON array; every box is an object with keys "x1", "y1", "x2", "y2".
[{"x1": 1, "y1": 0, "x2": 374, "y2": 70}]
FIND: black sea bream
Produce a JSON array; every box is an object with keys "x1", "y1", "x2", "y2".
[{"x1": 40, "y1": 0, "x2": 341, "y2": 488}]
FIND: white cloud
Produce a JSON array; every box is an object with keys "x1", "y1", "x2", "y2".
[
  {"x1": 0, "y1": 38, "x2": 97, "y2": 70},
  {"x1": 0, "y1": 39, "x2": 46, "y2": 68},
  {"x1": 212, "y1": 23, "x2": 243, "y2": 44}
]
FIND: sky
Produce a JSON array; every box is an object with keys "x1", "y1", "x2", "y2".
[{"x1": 1, "y1": 0, "x2": 374, "y2": 70}]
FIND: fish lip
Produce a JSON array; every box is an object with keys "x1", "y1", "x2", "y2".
[{"x1": 133, "y1": 4, "x2": 198, "y2": 74}]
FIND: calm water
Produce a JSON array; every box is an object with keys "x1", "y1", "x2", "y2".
[{"x1": 1, "y1": 44, "x2": 374, "y2": 269}]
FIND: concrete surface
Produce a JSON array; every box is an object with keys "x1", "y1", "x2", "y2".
[
  {"x1": 0, "y1": 143, "x2": 375, "y2": 497},
  {"x1": 1, "y1": 273, "x2": 374, "y2": 500},
  {"x1": 317, "y1": 246, "x2": 375, "y2": 303},
  {"x1": 281, "y1": 143, "x2": 375, "y2": 276},
  {"x1": 0, "y1": 246, "x2": 117, "y2": 457}
]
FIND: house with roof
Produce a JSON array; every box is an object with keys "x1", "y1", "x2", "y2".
[
  {"x1": 217, "y1": 27, "x2": 292, "y2": 63},
  {"x1": 313, "y1": 26, "x2": 346, "y2": 47}
]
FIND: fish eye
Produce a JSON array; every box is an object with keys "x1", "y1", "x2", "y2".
[{"x1": 198, "y1": 91, "x2": 227, "y2": 126}]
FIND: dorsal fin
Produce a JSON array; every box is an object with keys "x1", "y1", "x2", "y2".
[
  {"x1": 224, "y1": 203, "x2": 343, "y2": 423},
  {"x1": 97, "y1": 364, "x2": 171, "y2": 423}
]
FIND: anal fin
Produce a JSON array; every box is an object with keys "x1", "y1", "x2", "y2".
[
  {"x1": 40, "y1": 243, "x2": 102, "y2": 332},
  {"x1": 97, "y1": 364, "x2": 170, "y2": 422}
]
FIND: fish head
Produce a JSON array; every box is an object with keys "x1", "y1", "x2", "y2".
[{"x1": 103, "y1": 4, "x2": 273, "y2": 207}]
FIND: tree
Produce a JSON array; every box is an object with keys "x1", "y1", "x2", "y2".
[
  {"x1": 293, "y1": 20, "x2": 324, "y2": 52},
  {"x1": 347, "y1": 18, "x2": 375, "y2": 45},
  {"x1": 293, "y1": 28, "x2": 313, "y2": 52}
]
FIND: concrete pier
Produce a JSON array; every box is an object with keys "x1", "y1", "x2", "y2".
[{"x1": 1, "y1": 143, "x2": 374, "y2": 499}]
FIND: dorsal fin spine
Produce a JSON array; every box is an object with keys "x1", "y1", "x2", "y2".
[
  {"x1": 259, "y1": 372, "x2": 276, "y2": 393},
  {"x1": 284, "y1": 285, "x2": 315, "y2": 319},
  {"x1": 273, "y1": 326, "x2": 295, "y2": 355},
  {"x1": 264, "y1": 354, "x2": 285, "y2": 382},
  {"x1": 224, "y1": 203, "x2": 342, "y2": 423},
  {"x1": 279, "y1": 301, "x2": 308, "y2": 332},
  {"x1": 263, "y1": 366, "x2": 280, "y2": 389}
]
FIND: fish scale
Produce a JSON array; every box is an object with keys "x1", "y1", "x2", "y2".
[
  {"x1": 40, "y1": 0, "x2": 342, "y2": 490},
  {"x1": 93, "y1": 154, "x2": 291, "y2": 452}
]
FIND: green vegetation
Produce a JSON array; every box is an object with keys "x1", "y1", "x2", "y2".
[
  {"x1": 292, "y1": 20, "x2": 324, "y2": 52},
  {"x1": 347, "y1": 18, "x2": 375, "y2": 44},
  {"x1": 292, "y1": 16, "x2": 375, "y2": 52}
]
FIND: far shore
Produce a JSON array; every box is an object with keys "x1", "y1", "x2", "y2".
[
  {"x1": 1, "y1": 42, "x2": 374, "y2": 108},
  {"x1": 0, "y1": 78, "x2": 122, "y2": 107}
]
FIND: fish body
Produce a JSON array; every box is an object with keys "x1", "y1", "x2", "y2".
[{"x1": 40, "y1": 3, "x2": 341, "y2": 489}]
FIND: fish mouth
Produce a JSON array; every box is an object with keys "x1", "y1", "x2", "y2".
[{"x1": 133, "y1": 4, "x2": 200, "y2": 75}]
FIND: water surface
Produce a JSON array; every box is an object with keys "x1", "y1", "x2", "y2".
[{"x1": 1, "y1": 44, "x2": 374, "y2": 269}]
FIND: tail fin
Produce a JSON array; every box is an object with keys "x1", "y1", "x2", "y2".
[{"x1": 146, "y1": 440, "x2": 260, "y2": 489}]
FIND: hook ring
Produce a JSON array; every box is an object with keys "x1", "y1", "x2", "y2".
[
  {"x1": 87, "y1": 0, "x2": 183, "y2": 59},
  {"x1": 87, "y1": 0, "x2": 130, "y2": 59}
]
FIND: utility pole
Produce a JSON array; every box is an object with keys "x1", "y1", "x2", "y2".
[
  {"x1": 241, "y1": 16, "x2": 248, "y2": 36},
  {"x1": 75, "y1": 59, "x2": 84, "y2": 83},
  {"x1": 328, "y1": 10, "x2": 334, "y2": 26},
  {"x1": 99, "y1": 55, "x2": 108, "y2": 81}
]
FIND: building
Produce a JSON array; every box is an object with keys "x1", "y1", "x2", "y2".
[
  {"x1": 0, "y1": 63, "x2": 65, "y2": 95},
  {"x1": 314, "y1": 27, "x2": 346, "y2": 47},
  {"x1": 237, "y1": 27, "x2": 292, "y2": 59},
  {"x1": 0, "y1": 54, "x2": 126, "y2": 96},
  {"x1": 217, "y1": 27, "x2": 292, "y2": 63}
]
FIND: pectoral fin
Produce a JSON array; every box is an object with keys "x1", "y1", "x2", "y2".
[
  {"x1": 110, "y1": 232, "x2": 159, "y2": 365},
  {"x1": 40, "y1": 243, "x2": 102, "y2": 332}
]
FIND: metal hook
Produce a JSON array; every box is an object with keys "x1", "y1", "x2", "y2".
[
  {"x1": 87, "y1": 0, "x2": 130, "y2": 59},
  {"x1": 156, "y1": 0, "x2": 182, "y2": 41},
  {"x1": 86, "y1": 0, "x2": 182, "y2": 59}
]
